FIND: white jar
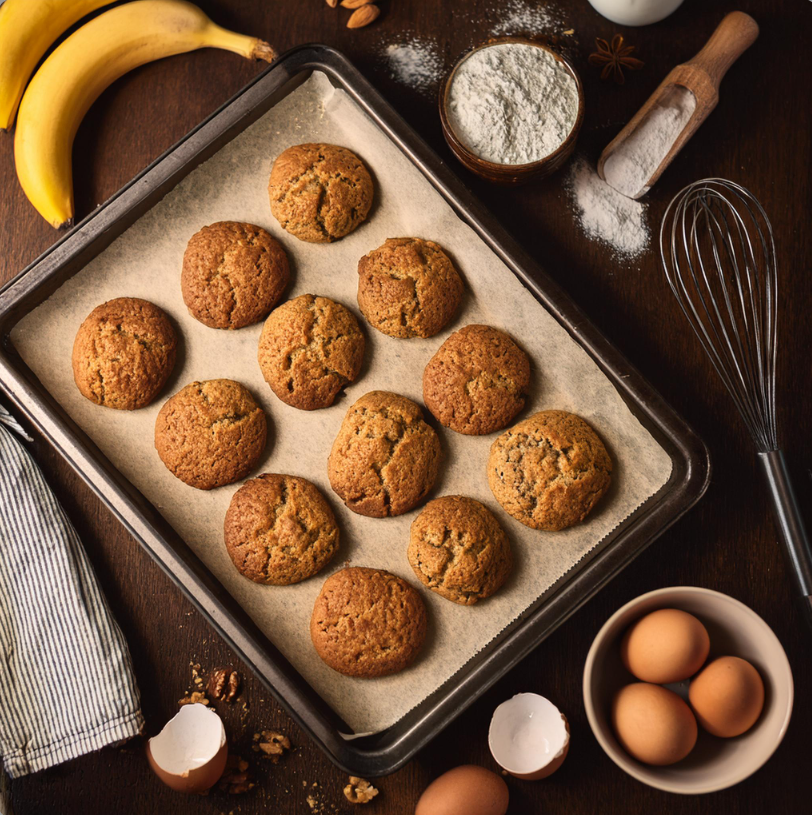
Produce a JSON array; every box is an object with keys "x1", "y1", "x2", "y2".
[{"x1": 587, "y1": 0, "x2": 685, "y2": 27}]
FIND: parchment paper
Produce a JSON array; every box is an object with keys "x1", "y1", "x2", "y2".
[{"x1": 11, "y1": 72, "x2": 672, "y2": 733}]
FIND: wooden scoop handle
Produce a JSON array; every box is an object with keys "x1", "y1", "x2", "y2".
[{"x1": 686, "y1": 11, "x2": 759, "y2": 89}]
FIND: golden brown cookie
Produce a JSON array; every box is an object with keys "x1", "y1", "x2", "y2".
[
  {"x1": 224, "y1": 474, "x2": 339, "y2": 585},
  {"x1": 269, "y1": 143, "x2": 373, "y2": 243},
  {"x1": 488, "y1": 410, "x2": 612, "y2": 531},
  {"x1": 328, "y1": 391, "x2": 442, "y2": 518},
  {"x1": 357, "y1": 238, "x2": 464, "y2": 338},
  {"x1": 423, "y1": 325, "x2": 530, "y2": 435},
  {"x1": 154, "y1": 379, "x2": 267, "y2": 490},
  {"x1": 408, "y1": 496, "x2": 512, "y2": 605},
  {"x1": 257, "y1": 294, "x2": 365, "y2": 411},
  {"x1": 310, "y1": 567, "x2": 427, "y2": 678},
  {"x1": 71, "y1": 297, "x2": 177, "y2": 410},
  {"x1": 181, "y1": 221, "x2": 289, "y2": 330}
]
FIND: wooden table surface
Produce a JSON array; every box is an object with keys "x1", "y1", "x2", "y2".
[{"x1": 2, "y1": 0, "x2": 810, "y2": 812}]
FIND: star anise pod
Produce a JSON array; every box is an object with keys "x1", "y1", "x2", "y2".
[{"x1": 588, "y1": 35, "x2": 644, "y2": 84}]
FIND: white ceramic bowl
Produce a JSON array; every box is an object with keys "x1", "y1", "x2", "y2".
[
  {"x1": 587, "y1": 0, "x2": 685, "y2": 27},
  {"x1": 583, "y1": 587, "x2": 793, "y2": 794}
]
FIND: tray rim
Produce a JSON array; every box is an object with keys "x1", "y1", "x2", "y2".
[{"x1": 0, "y1": 44, "x2": 711, "y2": 776}]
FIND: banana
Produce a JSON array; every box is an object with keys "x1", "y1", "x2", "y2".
[
  {"x1": 14, "y1": 0, "x2": 275, "y2": 229},
  {"x1": 0, "y1": 0, "x2": 118, "y2": 131}
]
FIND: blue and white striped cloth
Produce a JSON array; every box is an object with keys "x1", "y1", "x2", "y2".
[{"x1": 0, "y1": 403, "x2": 143, "y2": 784}]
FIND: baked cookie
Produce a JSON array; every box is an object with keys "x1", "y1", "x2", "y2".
[
  {"x1": 257, "y1": 294, "x2": 365, "y2": 410},
  {"x1": 224, "y1": 474, "x2": 339, "y2": 585},
  {"x1": 310, "y1": 567, "x2": 427, "y2": 678},
  {"x1": 181, "y1": 221, "x2": 289, "y2": 330},
  {"x1": 155, "y1": 379, "x2": 267, "y2": 490},
  {"x1": 357, "y1": 237, "x2": 464, "y2": 338},
  {"x1": 328, "y1": 391, "x2": 441, "y2": 517},
  {"x1": 72, "y1": 297, "x2": 177, "y2": 410},
  {"x1": 408, "y1": 496, "x2": 512, "y2": 605},
  {"x1": 269, "y1": 143, "x2": 373, "y2": 243},
  {"x1": 488, "y1": 410, "x2": 612, "y2": 531},
  {"x1": 423, "y1": 324, "x2": 530, "y2": 435}
]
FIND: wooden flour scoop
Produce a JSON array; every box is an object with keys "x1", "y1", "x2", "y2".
[{"x1": 597, "y1": 12, "x2": 759, "y2": 198}]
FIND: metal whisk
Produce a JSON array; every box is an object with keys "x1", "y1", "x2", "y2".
[{"x1": 661, "y1": 178, "x2": 812, "y2": 627}]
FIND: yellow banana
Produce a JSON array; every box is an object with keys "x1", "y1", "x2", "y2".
[
  {"x1": 14, "y1": 0, "x2": 275, "y2": 229},
  {"x1": 0, "y1": 0, "x2": 118, "y2": 131}
]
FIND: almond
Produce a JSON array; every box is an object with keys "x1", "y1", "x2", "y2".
[
  {"x1": 341, "y1": 0, "x2": 374, "y2": 8},
  {"x1": 325, "y1": 0, "x2": 338, "y2": 7},
  {"x1": 347, "y1": 4, "x2": 380, "y2": 28}
]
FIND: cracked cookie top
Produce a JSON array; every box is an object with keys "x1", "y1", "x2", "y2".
[
  {"x1": 154, "y1": 379, "x2": 267, "y2": 490},
  {"x1": 258, "y1": 294, "x2": 365, "y2": 411},
  {"x1": 310, "y1": 567, "x2": 427, "y2": 678},
  {"x1": 72, "y1": 297, "x2": 177, "y2": 410},
  {"x1": 181, "y1": 221, "x2": 289, "y2": 330},
  {"x1": 488, "y1": 410, "x2": 612, "y2": 531},
  {"x1": 268, "y1": 143, "x2": 373, "y2": 243},
  {"x1": 225, "y1": 474, "x2": 339, "y2": 585},
  {"x1": 357, "y1": 237, "x2": 464, "y2": 339},
  {"x1": 423, "y1": 324, "x2": 530, "y2": 435},
  {"x1": 327, "y1": 391, "x2": 442, "y2": 518},
  {"x1": 408, "y1": 496, "x2": 512, "y2": 605}
]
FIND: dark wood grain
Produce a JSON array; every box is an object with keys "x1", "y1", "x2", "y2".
[{"x1": 2, "y1": 1, "x2": 810, "y2": 813}]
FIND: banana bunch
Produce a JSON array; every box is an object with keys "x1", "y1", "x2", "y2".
[{"x1": 0, "y1": 0, "x2": 275, "y2": 229}]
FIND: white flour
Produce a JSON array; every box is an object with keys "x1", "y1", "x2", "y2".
[
  {"x1": 383, "y1": 40, "x2": 444, "y2": 93},
  {"x1": 604, "y1": 86, "x2": 696, "y2": 199},
  {"x1": 447, "y1": 43, "x2": 579, "y2": 165},
  {"x1": 566, "y1": 156, "x2": 650, "y2": 259}
]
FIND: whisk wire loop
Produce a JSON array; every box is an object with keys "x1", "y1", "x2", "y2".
[{"x1": 660, "y1": 179, "x2": 778, "y2": 452}]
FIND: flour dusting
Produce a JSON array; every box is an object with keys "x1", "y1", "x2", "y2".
[
  {"x1": 383, "y1": 40, "x2": 444, "y2": 93},
  {"x1": 566, "y1": 157, "x2": 650, "y2": 259},
  {"x1": 490, "y1": 0, "x2": 565, "y2": 35}
]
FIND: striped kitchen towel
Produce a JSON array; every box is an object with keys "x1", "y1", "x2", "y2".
[{"x1": 0, "y1": 403, "x2": 144, "y2": 781}]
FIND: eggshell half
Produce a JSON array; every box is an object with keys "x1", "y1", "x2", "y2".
[
  {"x1": 488, "y1": 693, "x2": 570, "y2": 780},
  {"x1": 146, "y1": 703, "x2": 228, "y2": 793},
  {"x1": 415, "y1": 765, "x2": 508, "y2": 815},
  {"x1": 689, "y1": 656, "x2": 765, "y2": 737}
]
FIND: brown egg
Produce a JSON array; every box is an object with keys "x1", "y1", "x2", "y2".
[
  {"x1": 415, "y1": 765, "x2": 509, "y2": 815},
  {"x1": 611, "y1": 683, "x2": 698, "y2": 766},
  {"x1": 621, "y1": 608, "x2": 710, "y2": 684},
  {"x1": 689, "y1": 656, "x2": 765, "y2": 737}
]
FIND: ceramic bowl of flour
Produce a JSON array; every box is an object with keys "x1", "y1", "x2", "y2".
[{"x1": 440, "y1": 38, "x2": 584, "y2": 185}]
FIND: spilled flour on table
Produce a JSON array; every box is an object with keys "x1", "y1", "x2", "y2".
[
  {"x1": 382, "y1": 39, "x2": 444, "y2": 94},
  {"x1": 490, "y1": 0, "x2": 567, "y2": 36},
  {"x1": 566, "y1": 156, "x2": 650, "y2": 259}
]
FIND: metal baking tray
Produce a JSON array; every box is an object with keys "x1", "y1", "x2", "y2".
[{"x1": 0, "y1": 45, "x2": 709, "y2": 776}]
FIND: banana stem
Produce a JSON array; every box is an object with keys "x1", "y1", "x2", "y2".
[{"x1": 204, "y1": 24, "x2": 276, "y2": 62}]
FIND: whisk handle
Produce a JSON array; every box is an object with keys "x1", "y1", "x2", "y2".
[{"x1": 759, "y1": 450, "x2": 812, "y2": 626}]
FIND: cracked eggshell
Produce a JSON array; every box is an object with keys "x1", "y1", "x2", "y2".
[
  {"x1": 488, "y1": 693, "x2": 570, "y2": 780},
  {"x1": 146, "y1": 703, "x2": 228, "y2": 793}
]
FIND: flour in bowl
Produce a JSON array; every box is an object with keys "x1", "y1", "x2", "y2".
[{"x1": 446, "y1": 43, "x2": 579, "y2": 165}]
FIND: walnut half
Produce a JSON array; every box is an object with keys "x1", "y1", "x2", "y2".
[
  {"x1": 344, "y1": 776, "x2": 379, "y2": 804},
  {"x1": 207, "y1": 666, "x2": 241, "y2": 702}
]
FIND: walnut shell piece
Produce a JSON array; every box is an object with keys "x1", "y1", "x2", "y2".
[
  {"x1": 252, "y1": 730, "x2": 291, "y2": 762},
  {"x1": 344, "y1": 776, "x2": 379, "y2": 804},
  {"x1": 218, "y1": 755, "x2": 255, "y2": 794}
]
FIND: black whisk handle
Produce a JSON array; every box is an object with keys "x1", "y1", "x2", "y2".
[{"x1": 758, "y1": 450, "x2": 812, "y2": 627}]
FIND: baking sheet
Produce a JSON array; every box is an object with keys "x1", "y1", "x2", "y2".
[{"x1": 11, "y1": 71, "x2": 672, "y2": 733}]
